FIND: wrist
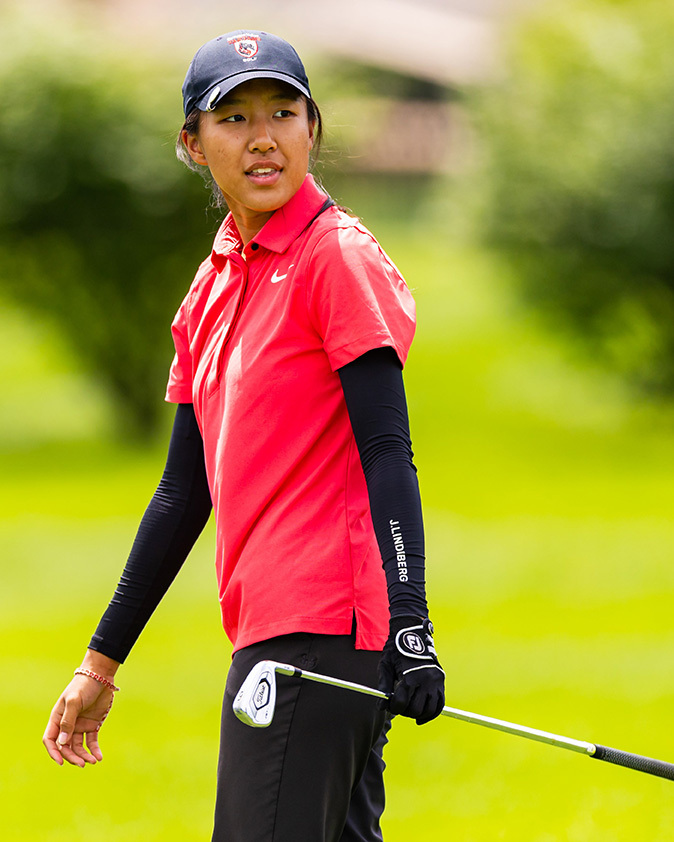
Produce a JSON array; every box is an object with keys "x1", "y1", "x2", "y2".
[
  {"x1": 81, "y1": 648, "x2": 121, "y2": 679},
  {"x1": 389, "y1": 613, "x2": 426, "y2": 627},
  {"x1": 388, "y1": 599, "x2": 428, "y2": 619}
]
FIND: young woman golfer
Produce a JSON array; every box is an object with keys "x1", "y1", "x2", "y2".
[{"x1": 43, "y1": 30, "x2": 445, "y2": 841}]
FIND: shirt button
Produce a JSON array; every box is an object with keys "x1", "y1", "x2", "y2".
[{"x1": 250, "y1": 243, "x2": 259, "y2": 251}]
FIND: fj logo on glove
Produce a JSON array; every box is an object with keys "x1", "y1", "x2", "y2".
[
  {"x1": 403, "y1": 632, "x2": 424, "y2": 654},
  {"x1": 395, "y1": 625, "x2": 433, "y2": 659}
]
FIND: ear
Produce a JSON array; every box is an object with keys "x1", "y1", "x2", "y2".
[
  {"x1": 308, "y1": 118, "x2": 316, "y2": 152},
  {"x1": 181, "y1": 129, "x2": 209, "y2": 167}
]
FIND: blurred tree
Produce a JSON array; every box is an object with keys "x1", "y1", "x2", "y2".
[
  {"x1": 0, "y1": 6, "x2": 216, "y2": 438},
  {"x1": 469, "y1": 0, "x2": 674, "y2": 396}
]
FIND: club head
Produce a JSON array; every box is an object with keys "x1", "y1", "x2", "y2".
[{"x1": 233, "y1": 660, "x2": 278, "y2": 727}]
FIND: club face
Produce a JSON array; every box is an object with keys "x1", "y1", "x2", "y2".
[{"x1": 233, "y1": 660, "x2": 278, "y2": 727}]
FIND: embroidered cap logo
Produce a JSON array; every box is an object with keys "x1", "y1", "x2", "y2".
[{"x1": 228, "y1": 33, "x2": 261, "y2": 62}]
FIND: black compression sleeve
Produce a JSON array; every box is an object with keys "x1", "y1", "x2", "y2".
[
  {"x1": 338, "y1": 347, "x2": 428, "y2": 618},
  {"x1": 89, "y1": 403, "x2": 212, "y2": 663}
]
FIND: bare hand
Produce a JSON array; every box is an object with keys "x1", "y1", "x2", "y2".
[{"x1": 43, "y1": 674, "x2": 115, "y2": 768}]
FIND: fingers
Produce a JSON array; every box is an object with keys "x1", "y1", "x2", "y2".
[
  {"x1": 388, "y1": 666, "x2": 446, "y2": 724},
  {"x1": 58, "y1": 693, "x2": 83, "y2": 752},
  {"x1": 85, "y1": 729, "x2": 104, "y2": 763},
  {"x1": 42, "y1": 709, "x2": 65, "y2": 766},
  {"x1": 43, "y1": 696, "x2": 84, "y2": 766},
  {"x1": 389, "y1": 681, "x2": 440, "y2": 723},
  {"x1": 43, "y1": 704, "x2": 87, "y2": 768},
  {"x1": 54, "y1": 695, "x2": 89, "y2": 767},
  {"x1": 52, "y1": 723, "x2": 104, "y2": 768},
  {"x1": 58, "y1": 740, "x2": 88, "y2": 768},
  {"x1": 70, "y1": 730, "x2": 98, "y2": 765},
  {"x1": 389, "y1": 679, "x2": 416, "y2": 716},
  {"x1": 43, "y1": 681, "x2": 110, "y2": 768},
  {"x1": 415, "y1": 688, "x2": 445, "y2": 725}
]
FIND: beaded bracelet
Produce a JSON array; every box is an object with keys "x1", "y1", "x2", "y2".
[{"x1": 74, "y1": 668, "x2": 120, "y2": 693}]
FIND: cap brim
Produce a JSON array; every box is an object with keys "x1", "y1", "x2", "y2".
[{"x1": 196, "y1": 70, "x2": 311, "y2": 112}]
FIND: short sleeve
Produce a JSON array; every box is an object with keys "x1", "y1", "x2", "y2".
[
  {"x1": 306, "y1": 222, "x2": 416, "y2": 371},
  {"x1": 165, "y1": 297, "x2": 194, "y2": 404}
]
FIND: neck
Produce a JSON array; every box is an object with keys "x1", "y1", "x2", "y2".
[{"x1": 231, "y1": 208, "x2": 275, "y2": 246}]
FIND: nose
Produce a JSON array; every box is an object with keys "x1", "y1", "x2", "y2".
[{"x1": 249, "y1": 116, "x2": 277, "y2": 154}]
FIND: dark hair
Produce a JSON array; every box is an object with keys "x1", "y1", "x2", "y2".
[{"x1": 176, "y1": 95, "x2": 324, "y2": 212}]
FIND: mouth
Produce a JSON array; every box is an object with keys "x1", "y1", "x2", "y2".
[{"x1": 245, "y1": 163, "x2": 282, "y2": 183}]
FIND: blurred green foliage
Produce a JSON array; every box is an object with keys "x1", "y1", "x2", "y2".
[
  {"x1": 0, "y1": 6, "x2": 215, "y2": 437},
  {"x1": 470, "y1": 0, "x2": 674, "y2": 397},
  {"x1": 6, "y1": 0, "x2": 674, "y2": 442},
  {"x1": 0, "y1": 6, "x2": 446, "y2": 439}
]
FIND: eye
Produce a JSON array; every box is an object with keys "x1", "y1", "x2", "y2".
[
  {"x1": 274, "y1": 109, "x2": 295, "y2": 118},
  {"x1": 222, "y1": 113, "x2": 245, "y2": 123}
]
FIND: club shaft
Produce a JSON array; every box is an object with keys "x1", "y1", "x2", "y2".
[
  {"x1": 273, "y1": 662, "x2": 674, "y2": 780},
  {"x1": 439, "y1": 703, "x2": 594, "y2": 754},
  {"x1": 277, "y1": 664, "x2": 593, "y2": 755},
  {"x1": 275, "y1": 664, "x2": 387, "y2": 699}
]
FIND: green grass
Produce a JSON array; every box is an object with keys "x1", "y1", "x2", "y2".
[{"x1": 2, "y1": 230, "x2": 674, "y2": 840}]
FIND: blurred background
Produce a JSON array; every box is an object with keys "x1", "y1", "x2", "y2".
[{"x1": 3, "y1": 0, "x2": 674, "y2": 838}]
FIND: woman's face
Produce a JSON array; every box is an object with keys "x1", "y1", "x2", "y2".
[{"x1": 182, "y1": 78, "x2": 315, "y2": 239}]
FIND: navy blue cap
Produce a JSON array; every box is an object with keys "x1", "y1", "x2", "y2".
[{"x1": 182, "y1": 30, "x2": 311, "y2": 117}]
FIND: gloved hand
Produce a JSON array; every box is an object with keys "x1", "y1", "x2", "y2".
[{"x1": 377, "y1": 615, "x2": 445, "y2": 725}]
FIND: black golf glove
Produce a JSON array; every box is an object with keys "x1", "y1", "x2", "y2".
[{"x1": 377, "y1": 615, "x2": 445, "y2": 725}]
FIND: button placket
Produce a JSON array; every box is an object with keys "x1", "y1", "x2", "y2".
[{"x1": 210, "y1": 252, "x2": 249, "y2": 394}]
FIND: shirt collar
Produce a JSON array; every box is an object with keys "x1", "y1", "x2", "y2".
[
  {"x1": 211, "y1": 216, "x2": 243, "y2": 267},
  {"x1": 252, "y1": 175, "x2": 329, "y2": 254},
  {"x1": 211, "y1": 174, "x2": 330, "y2": 265}
]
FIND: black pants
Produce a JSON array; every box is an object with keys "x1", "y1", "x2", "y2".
[{"x1": 212, "y1": 629, "x2": 390, "y2": 842}]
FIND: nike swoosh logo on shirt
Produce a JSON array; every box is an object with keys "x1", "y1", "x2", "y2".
[{"x1": 271, "y1": 265, "x2": 294, "y2": 284}]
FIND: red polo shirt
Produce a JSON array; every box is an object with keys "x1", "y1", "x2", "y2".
[{"x1": 166, "y1": 175, "x2": 416, "y2": 653}]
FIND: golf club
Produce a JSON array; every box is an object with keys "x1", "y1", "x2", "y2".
[{"x1": 233, "y1": 660, "x2": 674, "y2": 781}]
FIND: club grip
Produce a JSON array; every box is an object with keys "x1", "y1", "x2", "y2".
[{"x1": 592, "y1": 744, "x2": 674, "y2": 781}]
